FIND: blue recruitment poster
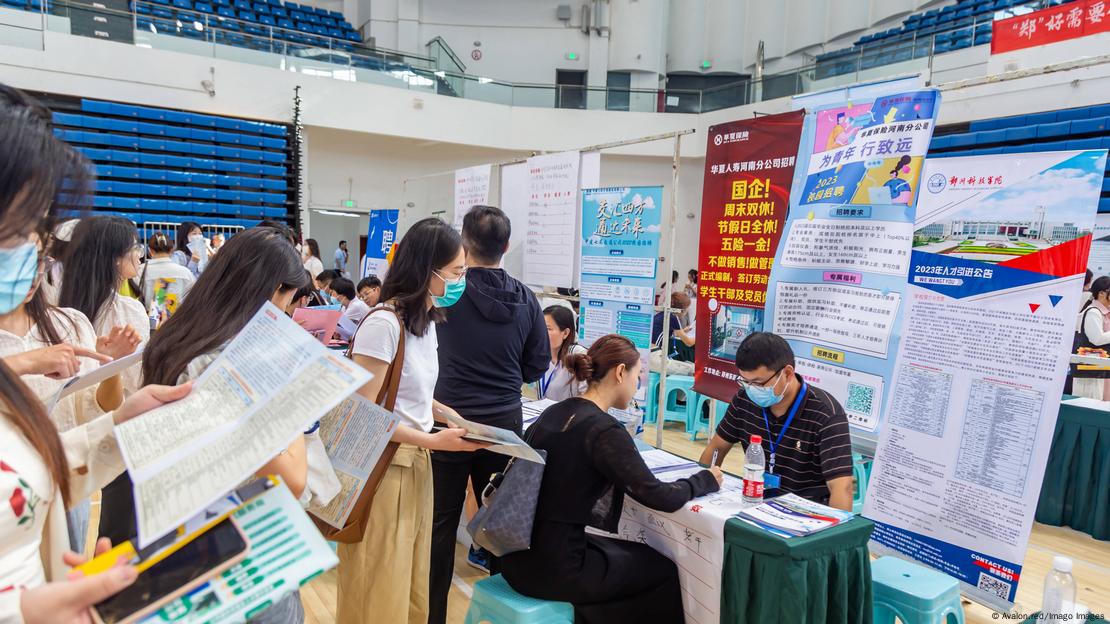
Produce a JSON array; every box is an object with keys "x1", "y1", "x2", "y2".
[
  {"x1": 765, "y1": 89, "x2": 940, "y2": 440},
  {"x1": 865, "y1": 150, "x2": 1106, "y2": 611},
  {"x1": 362, "y1": 209, "x2": 398, "y2": 279},
  {"x1": 579, "y1": 187, "x2": 662, "y2": 429}
]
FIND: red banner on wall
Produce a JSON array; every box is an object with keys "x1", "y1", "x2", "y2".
[
  {"x1": 692, "y1": 110, "x2": 804, "y2": 403},
  {"x1": 992, "y1": 0, "x2": 1110, "y2": 54}
]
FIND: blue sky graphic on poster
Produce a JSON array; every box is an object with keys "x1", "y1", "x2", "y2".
[
  {"x1": 765, "y1": 89, "x2": 940, "y2": 441},
  {"x1": 579, "y1": 187, "x2": 662, "y2": 410}
]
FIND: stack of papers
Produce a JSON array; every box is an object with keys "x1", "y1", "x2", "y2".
[
  {"x1": 640, "y1": 448, "x2": 698, "y2": 475},
  {"x1": 736, "y1": 493, "x2": 854, "y2": 538},
  {"x1": 521, "y1": 398, "x2": 557, "y2": 430}
]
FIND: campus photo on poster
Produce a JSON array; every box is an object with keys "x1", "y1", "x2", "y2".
[
  {"x1": 579, "y1": 186, "x2": 662, "y2": 427},
  {"x1": 865, "y1": 150, "x2": 1106, "y2": 611},
  {"x1": 766, "y1": 89, "x2": 939, "y2": 438},
  {"x1": 693, "y1": 110, "x2": 805, "y2": 402}
]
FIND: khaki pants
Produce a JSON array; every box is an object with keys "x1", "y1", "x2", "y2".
[{"x1": 336, "y1": 444, "x2": 432, "y2": 624}]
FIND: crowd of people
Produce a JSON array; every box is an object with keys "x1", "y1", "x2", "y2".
[{"x1": 0, "y1": 84, "x2": 857, "y2": 624}]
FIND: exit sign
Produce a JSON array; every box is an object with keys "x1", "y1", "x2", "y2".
[{"x1": 342, "y1": 199, "x2": 357, "y2": 208}]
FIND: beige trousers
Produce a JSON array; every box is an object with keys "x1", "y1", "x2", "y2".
[{"x1": 336, "y1": 444, "x2": 432, "y2": 624}]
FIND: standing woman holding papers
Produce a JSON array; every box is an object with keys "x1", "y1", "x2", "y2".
[
  {"x1": 338, "y1": 217, "x2": 485, "y2": 624},
  {"x1": 0, "y1": 83, "x2": 194, "y2": 623},
  {"x1": 501, "y1": 334, "x2": 722, "y2": 624}
]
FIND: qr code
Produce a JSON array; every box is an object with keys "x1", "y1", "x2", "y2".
[
  {"x1": 846, "y1": 383, "x2": 875, "y2": 415},
  {"x1": 977, "y1": 572, "x2": 1012, "y2": 600}
]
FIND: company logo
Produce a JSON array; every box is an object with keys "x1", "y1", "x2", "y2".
[
  {"x1": 714, "y1": 134, "x2": 723, "y2": 146},
  {"x1": 927, "y1": 173, "x2": 947, "y2": 194}
]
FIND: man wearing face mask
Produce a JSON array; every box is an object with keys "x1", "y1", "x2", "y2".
[
  {"x1": 699, "y1": 332, "x2": 854, "y2": 511},
  {"x1": 429, "y1": 205, "x2": 549, "y2": 624}
]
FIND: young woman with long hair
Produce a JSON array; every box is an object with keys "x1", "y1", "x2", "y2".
[
  {"x1": 171, "y1": 220, "x2": 207, "y2": 276},
  {"x1": 337, "y1": 217, "x2": 486, "y2": 624},
  {"x1": 99, "y1": 226, "x2": 311, "y2": 622},
  {"x1": 139, "y1": 230, "x2": 196, "y2": 327},
  {"x1": 0, "y1": 82, "x2": 192, "y2": 623},
  {"x1": 501, "y1": 334, "x2": 722, "y2": 624},
  {"x1": 302, "y1": 237, "x2": 324, "y2": 280}
]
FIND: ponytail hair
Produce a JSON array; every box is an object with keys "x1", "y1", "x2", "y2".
[{"x1": 566, "y1": 334, "x2": 639, "y2": 385}]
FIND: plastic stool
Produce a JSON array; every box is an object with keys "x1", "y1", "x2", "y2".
[
  {"x1": 642, "y1": 371, "x2": 661, "y2": 425},
  {"x1": 689, "y1": 395, "x2": 728, "y2": 441},
  {"x1": 852, "y1": 453, "x2": 872, "y2": 515},
  {"x1": 871, "y1": 557, "x2": 965, "y2": 624},
  {"x1": 464, "y1": 574, "x2": 574, "y2": 624},
  {"x1": 662, "y1": 375, "x2": 696, "y2": 430}
]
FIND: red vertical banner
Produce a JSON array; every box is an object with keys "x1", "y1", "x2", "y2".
[{"x1": 693, "y1": 110, "x2": 805, "y2": 402}]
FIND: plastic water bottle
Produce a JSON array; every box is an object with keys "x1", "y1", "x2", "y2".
[
  {"x1": 1042, "y1": 556, "x2": 1077, "y2": 615},
  {"x1": 742, "y1": 434, "x2": 765, "y2": 505}
]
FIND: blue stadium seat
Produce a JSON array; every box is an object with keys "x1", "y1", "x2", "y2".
[
  {"x1": 1067, "y1": 138, "x2": 1103, "y2": 150},
  {"x1": 948, "y1": 132, "x2": 976, "y2": 147},
  {"x1": 975, "y1": 129, "x2": 1006, "y2": 144},
  {"x1": 1024, "y1": 111, "x2": 1057, "y2": 126},
  {"x1": 1057, "y1": 107, "x2": 1093, "y2": 122},
  {"x1": 1100, "y1": 197, "x2": 1110, "y2": 214},
  {"x1": 1004, "y1": 125, "x2": 1038, "y2": 142},
  {"x1": 1072, "y1": 116, "x2": 1109, "y2": 135},
  {"x1": 1036, "y1": 120, "x2": 1072, "y2": 138}
]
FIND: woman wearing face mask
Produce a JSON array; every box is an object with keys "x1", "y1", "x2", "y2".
[
  {"x1": 171, "y1": 221, "x2": 207, "y2": 277},
  {"x1": 539, "y1": 305, "x2": 586, "y2": 401},
  {"x1": 337, "y1": 217, "x2": 486, "y2": 624},
  {"x1": 1074, "y1": 276, "x2": 1110, "y2": 399},
  {"x1": 501, "y1": 334, "x2": 722, "y2": 624},
  {"x1": 0, "y1": 82, "x2": 193, "y2": 624},
  {"x1": 58, "y1": 216, "x2": 150, "y2": 394}
]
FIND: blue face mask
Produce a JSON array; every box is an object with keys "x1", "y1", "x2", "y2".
[
  {"x1": 431, "y1": 271, "x2": 466, "y2": 308},
  {"x1": 744, "y1": 370, "x2": 785, "y2": 408},
  {"x1": 0, "y1": 242, "x2": 38, "y2": 315}
]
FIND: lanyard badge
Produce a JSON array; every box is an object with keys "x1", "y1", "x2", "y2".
[{"x1": 761, "y1": 383, "x2": 807, "y2": 491}]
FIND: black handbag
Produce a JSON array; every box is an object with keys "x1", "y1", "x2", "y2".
[
  {"x1": 1070, "y1": 306, "x2": 1110, "y2": 379},
  {"x1": 466, "y1": 424, "x2": 546, "y2": 557}
]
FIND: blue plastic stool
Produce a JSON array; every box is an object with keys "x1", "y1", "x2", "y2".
[
  {"x1": 689, "y1": 395, "x2": 729, "y2": 440},
  {"x1": 852, "y1": 453, "x2": 872, "y2": 515},
  {"x1": 464, "y1": 574, "x2": 574, "y2": 624},
  {"x1": 642, "y1": 371, "x2": 661, "y2": 424},
  {"x1": 871, "y1": 557, "x2": 965, "y2": 624},
  {"x1": 662, "y1": 375, "x2": 696, "y2": 431}
]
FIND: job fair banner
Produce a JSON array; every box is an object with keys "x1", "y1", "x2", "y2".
[
  {"x1": 865, "y1": 150, "x2": 1106, "y2": 611},
  {"x1": 765, "y1": 89, "x2": 939, "y2": 439},
  {"x1": 361, "y1": 208, "x2": 398, "y2": 279},
  {"x1": 693, "y1": 111, "x2": 805, "y2": 402},
  {"x1": 579, "y1": 186, "x2": 662, "y2": 429}
]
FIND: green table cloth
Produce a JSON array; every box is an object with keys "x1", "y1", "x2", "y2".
[
  {"x1": 1021, "y1": 613, "x2": 1106, "y2": 623},
  {"x1": 721, "y1": 516, "x2": 875, "y2": 624},
  {"x1": 1035, "y1": 397, "x2": 1110, "y2": 540}
]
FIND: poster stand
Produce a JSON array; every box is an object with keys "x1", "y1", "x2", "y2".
[{"x1": 403, "y1": 129, "x2": 695, "y2": 450}]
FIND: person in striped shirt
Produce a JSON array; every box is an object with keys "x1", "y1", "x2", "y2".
[{"x1": 699, "y1": 332, "x2": 854, "y2": 510}]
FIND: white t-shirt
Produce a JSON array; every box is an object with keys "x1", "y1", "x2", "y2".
[
  {"x1": 303, "y1": 256, "x2": 324, "y2": 280},
  {"x1": 351, "y1": 309, "x2": 437, "y2": 432},
  {"x1": 93, "y1": 294, "x2": 150, "y2": 394},
  {"x1": 141, "y1": 257, "x2": 196, "y2": 313},
  {"x1": 336, "y1": 298, "x2": 370, "y2": 341},
  {"x1": 540, "y1": 343, "x2": 587, "y2": 402}
]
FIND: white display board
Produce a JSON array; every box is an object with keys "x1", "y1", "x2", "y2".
[{"x1": 453, "y1": 164, "x2": 492, "y2": 231}]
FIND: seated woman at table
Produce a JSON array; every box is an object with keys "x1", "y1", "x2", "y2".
[
  {"x1": 501, "y1": 333, "x2": 722, "y2": 624},
  {"x1": 1074, "y1": 275, "x2": 1110, "y2": 400}
]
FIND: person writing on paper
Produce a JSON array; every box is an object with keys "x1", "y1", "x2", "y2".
[
  {"x1": 139, "y1": 231, "x2": 196, "y2": 325},
  {"x1": 339, "y1": 217, "x2": 487, "y2": 624},
  {"x1": 313, "y1": 269, "x2": 340, "y2": 307},
  {"x1": 357, "y1": 276, "x2": 381, "y2": 308},
  {"x1": 430, "y1": 205, "x2": 549, "y2": 620},
  {"x1": 1073, "y1": 276, "x2": 1110, "y2": 400},
  {"x1": 540, "y1": 305, "x2": 586, "y2": 401},
  {"x1": 332, "y1": 277, "x2": 369, "y2": 342},
  {"x1": 501, "y1": 334, "x2": 721, "y2": 624},
  {"x1": 303, "y1": 238, "x2": 325, "y2": 280},
  {"x1": 58, "y1": 215, "x2": 151, "y2": 395},
  {"x1": 699, "y1": 332, "x2": 854, "y2": 510},
  {"x1": 0, "y1": 85, "x2": 194, "y2": 623}
]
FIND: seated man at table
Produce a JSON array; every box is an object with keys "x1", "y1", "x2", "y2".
[{"x1": 699, "y1": 332, "x2": 854, "y2": 510}]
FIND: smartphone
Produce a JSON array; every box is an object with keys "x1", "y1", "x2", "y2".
[{"x1": 92, "y1": 517, "x2": 249, "y2": 624}]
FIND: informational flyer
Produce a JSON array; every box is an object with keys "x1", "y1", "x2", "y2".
[
  {"x1": 523, "y1": 151, "x2": 581, "y2": 288},
  {"x1": 309, "y1": 395, "x2": 400, "y2": 529},
  {"x1": 362, "y1": 209, "x2": 398, "y2": 279},
  {"x1": 115, "y1": 303, "x2": 372, "y2": 546},
  {"x1": 1087, "y1": 213, "x2": 1110, "y2": 275},
  {"x1": 453, "y1": 164, "x2": 492, "y2": 231},
  {"x1": 865, "y1": 150, "x2": 1106, "y2": 611},
  {"x1": 693, "y1": 110, "x2": 805, "y2": 402},
  {"x1": 579, "y1": 186, "x2": 662, "y2": 428},
  {"x1": 766, "y1": 89, "x2": 939, "y2": 438}
]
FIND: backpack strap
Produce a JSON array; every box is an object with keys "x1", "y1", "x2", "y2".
[{"x1": 347, "y1": 303, "x2": 406, "y2": 411}]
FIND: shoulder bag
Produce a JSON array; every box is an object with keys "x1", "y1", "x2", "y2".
[{"x1": 466, "y1": 423, "x2": 546, "y2": 556}]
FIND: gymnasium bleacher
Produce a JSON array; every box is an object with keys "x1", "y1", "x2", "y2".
[
  {"x1": 928, "y1": 102, "x2": 1110, "y2": 213},
  {"x1": 47, "y1": 95, "x2": 297, "y2": 240},
  {"x1": 815, "y1": 0, "x2": 1076, "y2": 79}
]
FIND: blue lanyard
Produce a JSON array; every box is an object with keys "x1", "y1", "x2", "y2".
[
  {"x1": 761, "y1": 382, "x2": 807, "y2": 474},
  {"x1": 540, "y1": 364, "x2": 559, "y2": 397}
]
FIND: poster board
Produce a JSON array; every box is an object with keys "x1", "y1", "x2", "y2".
[
  {"x1": 865, "y1": 150, "x2": 1106, "y2": 611},
  {"x1": 453, "y1": 164, "x2": 492, "y2": 230},
  {"x1": 693, "y1": 110, "x2": 805, "y2": 402},
  {"x1": 362, "y1": 209, "x2": 398, "y2": 279}
]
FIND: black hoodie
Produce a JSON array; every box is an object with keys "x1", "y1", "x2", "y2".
[{"x1": 434, "y1": 267, "x2": 550, "y2": 420}]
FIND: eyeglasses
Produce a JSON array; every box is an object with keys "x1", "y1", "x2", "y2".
[
  {"x1": 437, "y1": 266, "x2": 468, "y2": 281},
  {"x1": 737, "y1": 368, "x2": 783, "y2": 390}
]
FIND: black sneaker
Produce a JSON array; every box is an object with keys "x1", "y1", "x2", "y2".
[{"x1": 467, "y1": 545, "x2": 491, "y2": 574}]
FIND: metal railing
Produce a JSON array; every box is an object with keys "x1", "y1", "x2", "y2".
[{"x1": 13, "y1": 0, "x2": 1069, "y2": 113}]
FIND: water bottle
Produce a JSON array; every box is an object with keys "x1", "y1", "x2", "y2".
[
  {"x1": 1042, "y1": 556, "x2": 1077, "y2": 615},
  {"x1": 742, "y1": 434, "x2": 765, "y2": 505}
]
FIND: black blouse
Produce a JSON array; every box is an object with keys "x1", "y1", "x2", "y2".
[{"x1": 530, "y1": 397, "x2": 719, "y2": 533}]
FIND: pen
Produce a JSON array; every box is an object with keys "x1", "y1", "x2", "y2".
[{"x1": 711, "y1": 449, "x2": 719, "y2": 467}]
